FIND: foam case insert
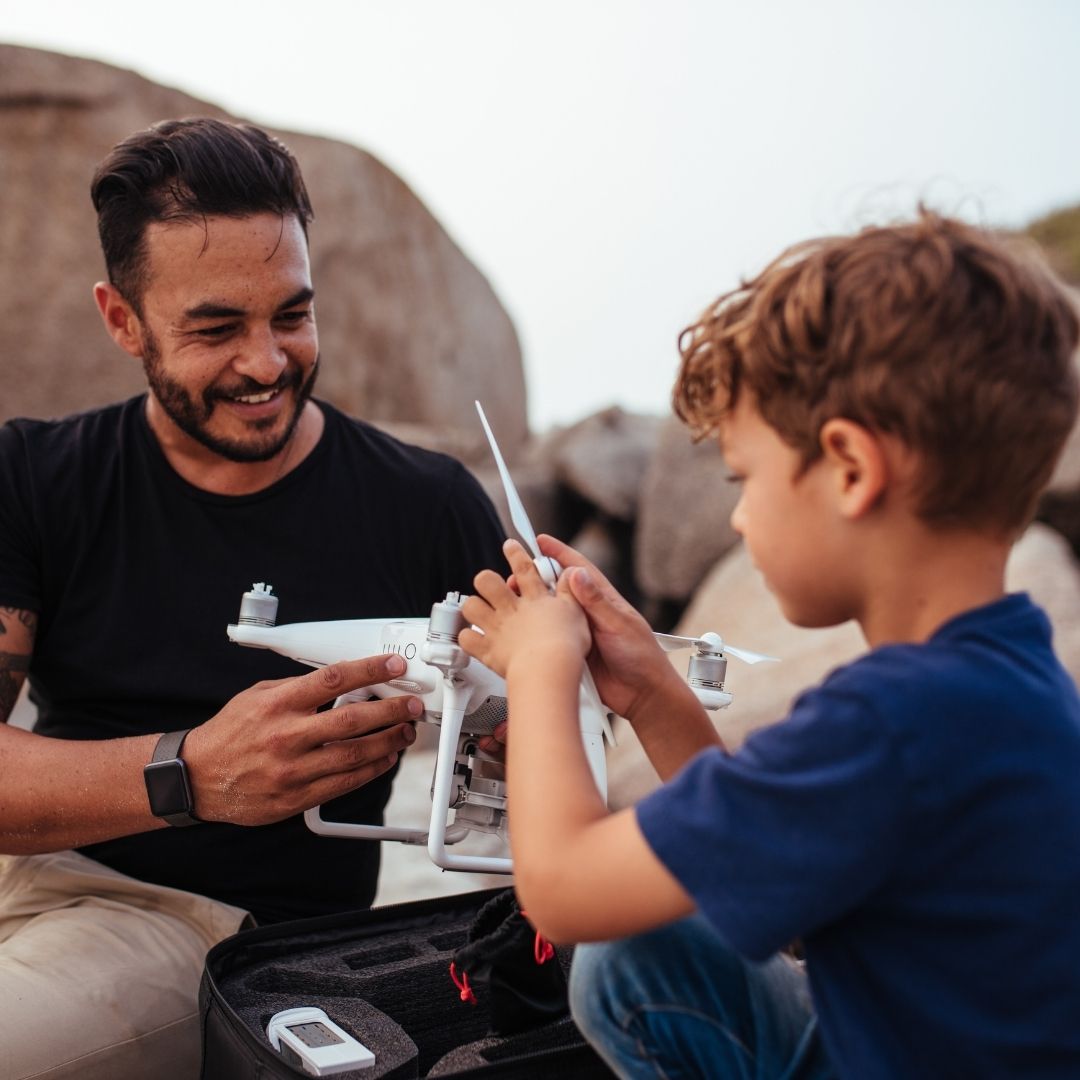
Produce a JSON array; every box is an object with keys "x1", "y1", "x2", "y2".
[{"x1": 199, "y1": 887, "x2": 611, "y2": 1079}]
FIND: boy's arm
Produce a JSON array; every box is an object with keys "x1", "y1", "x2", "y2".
[
  {"x1": 461, "y1": 542, "x2": 697, "y2": 943},
  {"x1": 536, "y1": 534, "x2": 724, "y2": 778},
  {"x1": 506, "y1": 648, "x2": 695, "y2": 943}
]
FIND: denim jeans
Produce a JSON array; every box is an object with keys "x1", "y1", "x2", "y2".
[{"x1": 569, "y1": 915, "x2": 835, "y2": 1080}]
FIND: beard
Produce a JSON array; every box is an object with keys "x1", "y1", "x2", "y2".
[{"x1": 142, "y1": 330, "x2": 319, "y2": 463}]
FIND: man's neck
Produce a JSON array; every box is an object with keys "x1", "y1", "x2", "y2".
[{"x1": 145, "y1": 398, "x2": 325, "y2": 496}]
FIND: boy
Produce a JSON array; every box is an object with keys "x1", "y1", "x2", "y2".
[{"x1": 459, "y1": 210, "x2": 1080, "y2": 1078}]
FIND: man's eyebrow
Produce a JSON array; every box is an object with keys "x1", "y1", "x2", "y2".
[
  {"x1": 277, "y1": 287, "x2": 315, "y2": 312},
  {"x1": 183, "y1": 301, "x2": 244, "y2": 321},
  {"x1": 182, "y1": 288, "x2": 314, "y2": 322}
]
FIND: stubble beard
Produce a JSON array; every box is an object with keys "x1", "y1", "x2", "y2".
[{"x1": 141, "y1": 330, "x2": 319, "y2": 463}]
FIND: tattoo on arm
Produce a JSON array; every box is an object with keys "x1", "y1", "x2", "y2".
[
  {"x1": 0, "y1": 651, "x2": 30, "y2": 719},
  {"x1": 0, "y1": 608, "x2": 37, "y2": 721},
  {"x1": 0, "y1": 607, "x2": 37, "y2": 636}
]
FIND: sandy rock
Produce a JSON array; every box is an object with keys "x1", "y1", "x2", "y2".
[
  {"x1": 0, "y1": 44, "x2": 526, "y2": 455},
  {"x1": 607, "y1": 523, "x2": 1080, "y2": 810},
  {"x1": 1005, "y1": 522, "x2": 1080, "y2": 675},
  {"x1": 633, "y1": 416, "x2": 742, "y2": 603},
  {"x1": 540, "y1": 407, "x2": 664, "y2": 522}
]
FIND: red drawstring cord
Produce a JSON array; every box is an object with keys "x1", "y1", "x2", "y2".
[
  {"x1": 520, "y1": 910, "x2": 555, "y2": 965},
  {"x1": 534, "y1": 931, "x2": 555, "y2": 965},
  {"x1": 449, "y1": 962, "x2": 477, "y2": 1004}
]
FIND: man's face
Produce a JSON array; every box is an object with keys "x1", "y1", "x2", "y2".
[{"x1": 133, "y1": 213, "x2": 319, "y2": 463}]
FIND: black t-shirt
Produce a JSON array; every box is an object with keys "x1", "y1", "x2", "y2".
[{"x1": 0, "y1": 396, "x2": 506, "y2": 923}]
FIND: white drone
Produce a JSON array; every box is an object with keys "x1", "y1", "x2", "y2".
[{"x1": 226, "y1": 402, "x2": 777, "y2": 874}]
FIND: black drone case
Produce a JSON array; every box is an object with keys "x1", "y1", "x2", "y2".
[{"x1": 199, "y1": 887, "x2": 612, "y2": 1079}]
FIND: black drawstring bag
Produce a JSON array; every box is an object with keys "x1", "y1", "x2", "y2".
[{"x1": 449, "y1": 888, "x2": 569, "y2": 1036}]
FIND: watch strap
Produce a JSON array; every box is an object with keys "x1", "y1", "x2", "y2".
[
  {"x1": 151, "y1": 728, "x2": 190, "y2": 765},
  {"x1": 146, "y1": 728, "x2": 199, "y2": 827}
]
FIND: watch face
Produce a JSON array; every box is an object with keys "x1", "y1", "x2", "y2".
[{"x1": 145, "y1": 759, "x2": 193, "y2": 817}]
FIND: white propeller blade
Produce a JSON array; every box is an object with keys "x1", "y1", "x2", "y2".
[
  {"x1": 475, "y1": 400, "x2": 615, "y2": 746},
  {"x1": 475, "y1": 402, "x2": 541, "y2": 557},
  {"x1": 654, "y1": 631, "x2": 779, "y2": 666}
]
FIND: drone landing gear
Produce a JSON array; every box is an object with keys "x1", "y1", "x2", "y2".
[
  {"x1": 303, "y1": 679, "x2": 513, "y2": 874},
  {"x1": 426, "y1": 684, "x2": 512, "y2": 874}
]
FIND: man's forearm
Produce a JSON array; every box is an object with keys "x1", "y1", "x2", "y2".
[{"x1": 0, "y1": 724, "x2": 165, "y2": 853}]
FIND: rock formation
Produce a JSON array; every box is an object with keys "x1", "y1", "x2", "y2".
[{"x1": 0, "y1": 44, "x2": 527, "y2": 455}]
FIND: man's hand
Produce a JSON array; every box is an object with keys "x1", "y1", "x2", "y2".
[{"x1": 182, "y1": 654, "x2": 420, "y2": 825}]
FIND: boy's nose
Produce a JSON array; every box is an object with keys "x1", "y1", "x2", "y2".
[{"x1": 730, "y1": 496, "x2": 746, "y2": 536}]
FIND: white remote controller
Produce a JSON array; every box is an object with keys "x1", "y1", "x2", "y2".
[{"x1": 266, "y1": 1007, "x2": 375, "y2": 1075}]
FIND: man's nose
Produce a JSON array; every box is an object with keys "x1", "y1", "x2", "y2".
[{"x1": 233, "y1": 324, "x2": 288, "y2": 383}]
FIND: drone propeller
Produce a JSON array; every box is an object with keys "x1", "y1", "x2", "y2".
[
  {"x1": 475, "y1": 400, "x2": 615, "y2": 747},
  {"x1": 654, "y1": 631, "x2": 778, "y2": 666},
  {"x1": 475, "y1": 401, "x2": 560, "y2": 585}
]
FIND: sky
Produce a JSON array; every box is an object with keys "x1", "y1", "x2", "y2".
[{"x1": 4, "y1": 0, "x2": 1080, "y2": 432}]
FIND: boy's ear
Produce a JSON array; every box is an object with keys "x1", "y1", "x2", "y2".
[
  {"x1": 818, "y1": 418, "x2": 888, "y2": 519},
  {"x1": 93, "y1": 282, "x2": 146, "y2": 360}
]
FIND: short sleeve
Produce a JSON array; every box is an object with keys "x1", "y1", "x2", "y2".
[
  {"x1": 637, "y1": 680, "x2": 907, "y2": 959},
  {"x1": 0, "y1": 422, "x2": 42, "y2": 612}
]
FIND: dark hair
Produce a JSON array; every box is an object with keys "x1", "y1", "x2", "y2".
[
  {"x1": 674, "y1": 208, "x2": 1080, "y2": 536},
  {"x1": 91, "y1": 117, "x2": 314, "y2": 310}
]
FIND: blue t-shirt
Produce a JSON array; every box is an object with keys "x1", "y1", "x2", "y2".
[{"x1": 638, "y1": 594, "x2": 1080, "y2": 1078}]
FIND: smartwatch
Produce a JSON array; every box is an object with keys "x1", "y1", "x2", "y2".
[{"x1": 144, "y1": 728, "x2": 200, "y2": 827}]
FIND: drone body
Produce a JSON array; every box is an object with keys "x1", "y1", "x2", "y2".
[
  {"x1": 224, "y1": 402, "x2": 777, "y2": 876},
  {"x1": 228, "y1": 583, "x2": 610, "y2": 874}
]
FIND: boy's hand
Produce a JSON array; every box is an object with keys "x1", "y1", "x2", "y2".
[
  {"x1": 460, "y1": 540, "x2": 591, "y2": 681},
  {"x1": 532, "y1": 534, "x2": 685, "y2": 725}
]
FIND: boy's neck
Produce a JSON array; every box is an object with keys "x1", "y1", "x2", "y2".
[{"x1": 855, "y1": 526, "x2": 1010, "y2": 649}]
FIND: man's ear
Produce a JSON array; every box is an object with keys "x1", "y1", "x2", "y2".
[
  {"x1": 93, "y1": 282, "x2": 145, "y2": 360},
  {"x1": 818, "y1": 418, "x2": 888, "y2": 519}
]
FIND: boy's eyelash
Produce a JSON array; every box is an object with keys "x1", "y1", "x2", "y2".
[{"x1": 724, "y1": 473, "x2": 744, "y2": 484}]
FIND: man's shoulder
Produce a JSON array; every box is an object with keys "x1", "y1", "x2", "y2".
[
  {"x1": 1, "y1": 396, "x2": 143, "y2": 455},
  {"x1": 319, "y1": 401, "x2": 477, "y2": 486}
]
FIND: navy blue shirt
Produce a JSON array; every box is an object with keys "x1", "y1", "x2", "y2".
[{"x1": 639, "y1": 594, "x2": 1080, "y2": 1077}]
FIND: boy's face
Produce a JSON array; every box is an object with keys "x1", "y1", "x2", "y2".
[{"x1": 720, "y1": 398, "x2": 856, "y2": 629}]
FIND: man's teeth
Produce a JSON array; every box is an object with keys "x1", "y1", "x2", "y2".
[{"x1": 233, "y1": 390, "x2": 277, "y2": 404}]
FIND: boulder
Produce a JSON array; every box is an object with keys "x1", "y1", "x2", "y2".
[
  {"x1": 536, "y1": 407, "x2": 664, "y2": 522},
  {"x1": 607, "y1": 522, "x2": 1080, "y2": 809},
  {"x1": 0, "y1": 44, "x2": 527, "y2": 455},
  {"x1": 633, "y1": 416, "x2": 742, "y2": 603},
  {"x1": 1039, "y1": 350, "x2": 1080, "y2": 553}
]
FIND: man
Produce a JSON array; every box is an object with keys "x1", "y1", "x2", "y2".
[{"x1": 0, "y1": 118, "x2": 506, "y2": 1079}]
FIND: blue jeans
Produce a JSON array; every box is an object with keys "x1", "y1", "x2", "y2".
[{"x1": 569, "y1": 916, "x2": 835, "y2": 1079}]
